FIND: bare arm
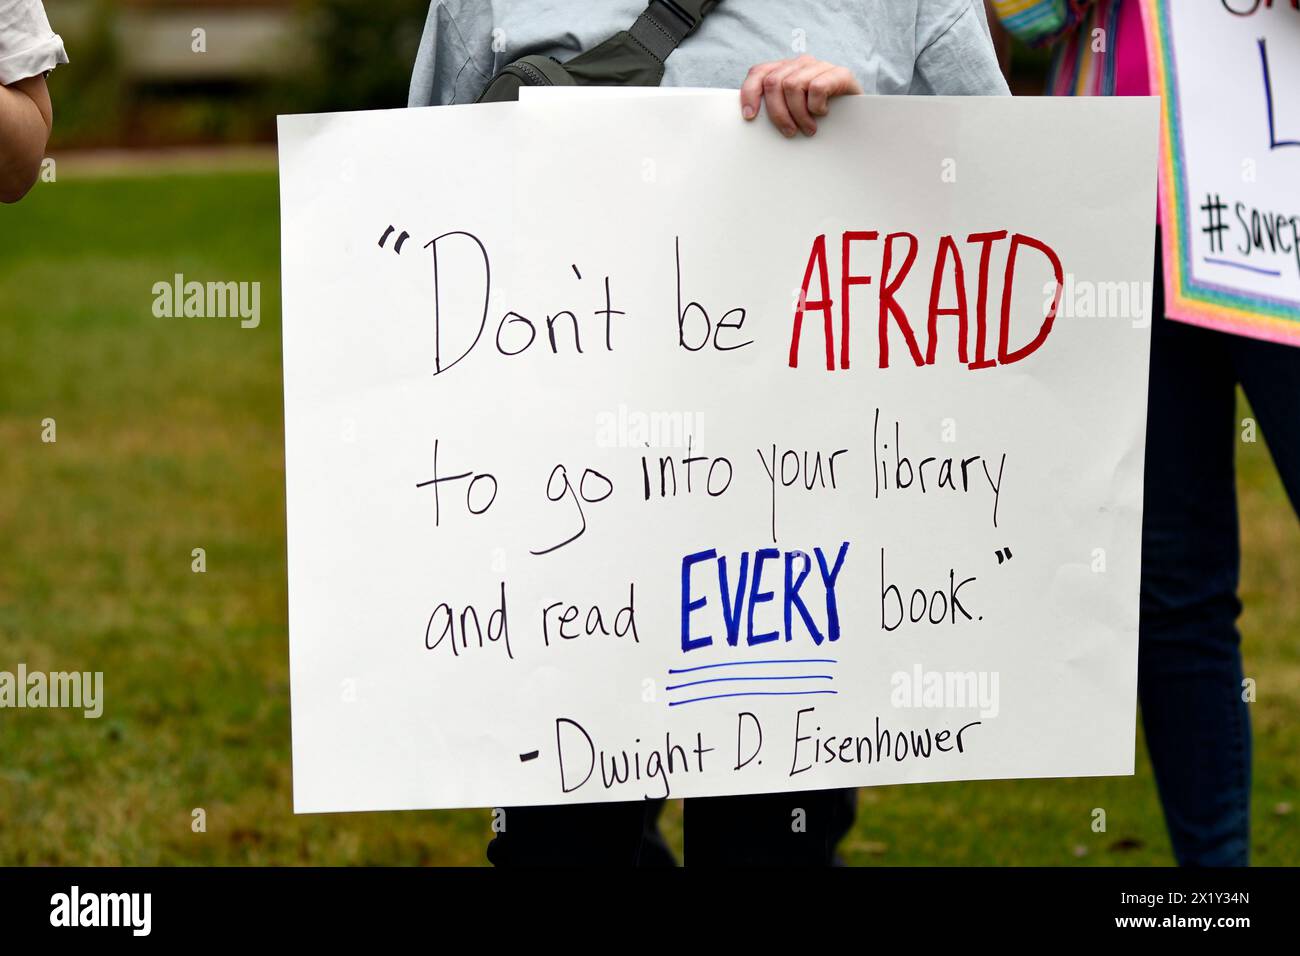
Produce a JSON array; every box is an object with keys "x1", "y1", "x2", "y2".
[{"x1": 0, "y1": 73, "x2": 53, "y2": 203}]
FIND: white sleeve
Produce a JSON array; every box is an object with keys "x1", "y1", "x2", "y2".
[{"x1": 0, "y1": 0, "x2": 68, "y2": 85}]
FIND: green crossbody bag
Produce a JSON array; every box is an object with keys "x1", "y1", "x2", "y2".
[{"x1": 476, "y1": 0, "x2": 721, "y2": 103}]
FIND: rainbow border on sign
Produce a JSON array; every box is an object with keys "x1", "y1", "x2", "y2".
[{"x1": 1140, "y1": 0, "x2": 1300, "y2": 346}]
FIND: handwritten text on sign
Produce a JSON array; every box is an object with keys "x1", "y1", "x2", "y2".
[
  {"x1": 1145, "y1": 0, "x2": 1300, "y2": 342},
  {"x1": 278, "y1": 95, "x2": 1158, "y2": 812}
]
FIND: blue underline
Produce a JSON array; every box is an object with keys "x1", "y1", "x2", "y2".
[
  {"x1": 668, "y1": 658, "x2": 838, "y2": 675},
  {"x1": 667, "y1": 690, "x2": 839, "y2": 707},
  {"x1": 1203, "y1": 256, "x2": 1282, "y2": 277},
  {"x1": 666, "y1": 674, "x2": 835, "y2": 691}
]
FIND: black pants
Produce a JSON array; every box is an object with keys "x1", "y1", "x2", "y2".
[{"x1": 487, "y1": 789, "x2": 857, "y2": 866}]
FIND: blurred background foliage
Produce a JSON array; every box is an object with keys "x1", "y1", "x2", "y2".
[
  {"x1": 45, "y1": 0, "x2": 427, "y2": 149},
  {"x1": 42, "y1": 0, "x2": 1051, "y2": 150}
]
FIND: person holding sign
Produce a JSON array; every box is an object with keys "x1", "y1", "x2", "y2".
[
  {"x1": 407, "y1": 0, "x2": 1009, "y2": 866},
  {"x1": 992, "y1": 0, "x2": 1300, "y2": 867}
]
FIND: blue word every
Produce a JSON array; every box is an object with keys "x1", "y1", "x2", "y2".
[{"x1": 680, "y1": 543, "x2": 850, "y2": 652}]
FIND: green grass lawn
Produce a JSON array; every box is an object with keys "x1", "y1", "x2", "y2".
[{"x1": 0, "y1": 168, "x2": 1295, "y2": 865}]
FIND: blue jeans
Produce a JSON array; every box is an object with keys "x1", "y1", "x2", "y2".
[{"x1": 1140, "y1": 258, "x2": 1300, "y2": 866}]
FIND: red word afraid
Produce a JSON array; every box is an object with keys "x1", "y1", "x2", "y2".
[{"x1": 787, "y1": 230, "x2": 1065, "y2": 371}]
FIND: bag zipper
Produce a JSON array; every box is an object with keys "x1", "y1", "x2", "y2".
[{"x1": 510, "y1": 60, "x2": 553, "y2": 87}]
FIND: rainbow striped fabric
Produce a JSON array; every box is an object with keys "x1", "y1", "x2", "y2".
[
  {"x1": 989, "y1": 0, "x2": 1076, "y2": 45},
  {"x1": 1045, "y1": 1, "x2": 1129, "y2": 96},
  {"x1": 993, "y1": 0, "x2": 1141, "y2": 96}
]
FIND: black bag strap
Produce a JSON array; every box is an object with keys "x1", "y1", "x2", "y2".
[
  {"x1": 476, "y1": 0, "x2": 721, "y2": 102},
  {"x1": 627, "y1": 0, "x2": 720, "y2": 63}
]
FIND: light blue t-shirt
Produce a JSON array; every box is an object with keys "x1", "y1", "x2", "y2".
[{"x1": 408, "y1": 0, "x2": 1010, "y2": 106}]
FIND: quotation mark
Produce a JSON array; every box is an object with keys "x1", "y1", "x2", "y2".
[
  {"x1": 994, "y1": 547, "x2": 1013, "y2": 565},
  {"x1": 378, "y1": 225, "x2": 410, "y2": 254}
]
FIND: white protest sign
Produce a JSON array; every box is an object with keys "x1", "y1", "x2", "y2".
[{"x1": 278, "y1": 95, "x2": 1157, "y2": 813}]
